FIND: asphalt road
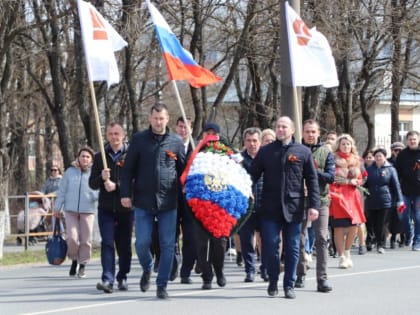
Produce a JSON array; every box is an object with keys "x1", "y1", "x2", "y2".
[{"x1": 1, "y1": 246, "x2": 420, "y2": 315}]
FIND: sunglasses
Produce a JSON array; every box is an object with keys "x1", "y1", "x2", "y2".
[{"x1": 51, "y1": 169, "x2": 58, "y2": 172}]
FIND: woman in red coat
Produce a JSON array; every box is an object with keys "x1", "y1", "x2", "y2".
[{"x1": 329, "y1": 134, "x2": 366, "y2": 269}]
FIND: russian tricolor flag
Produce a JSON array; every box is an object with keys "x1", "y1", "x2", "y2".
[{"x1": 146, "y1": 1, "x2": 222, "y2": 88}]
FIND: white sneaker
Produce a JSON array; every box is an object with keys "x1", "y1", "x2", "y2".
[
  {"x1": 227, "y1": 248, "x2": 237, "y2": 256},
  {"x1": 344, "y1": 250, "x2": 353, "y2": 268},
  {"x1": 338, "y1": 256, "x2": 348, "y2": 269}
]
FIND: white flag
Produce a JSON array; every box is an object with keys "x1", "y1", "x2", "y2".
[
  {"x1": 285, "y1": 2, "x2": 338, "y2": 88},
  {"x1": 77, "y1": 0, "x2": 127, "y2": 87}
]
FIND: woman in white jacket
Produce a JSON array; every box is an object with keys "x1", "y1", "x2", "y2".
[{"x1": 54, "y1": 146, "x2": 98, "y2": 278}]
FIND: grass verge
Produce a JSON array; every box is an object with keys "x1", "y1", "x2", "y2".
[{"x1": 0, "y1": 245, "x2": 101, "y2": 266}]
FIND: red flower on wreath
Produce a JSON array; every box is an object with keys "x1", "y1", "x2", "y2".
[{"x1": 188, "y1": 198, "x2": 236, "y2": 238}]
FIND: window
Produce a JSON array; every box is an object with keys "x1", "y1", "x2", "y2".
[{"x1": 398, "y1": 121, "x2": 412, "y2": 142}]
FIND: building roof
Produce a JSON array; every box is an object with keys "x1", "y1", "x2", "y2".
[{"x1": 378, "y1": 88, "x2": 420, "y2": 104}]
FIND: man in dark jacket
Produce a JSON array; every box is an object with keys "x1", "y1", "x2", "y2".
[
  {"x1": 175, "y1": 116, "x2": 197, "y2": 284},
  {"x1": 89, "y1": 123, "x2": 133, "y2": 294},
  {"x1": 120, "y1": 104, "x2": 186, "y2": 299},
  {"x1": 395, "y1": 130, "x2": 420, "y2": 251},
  {"x1": 250, "y1": 116, "x2": 320, "y2": 299},
  {"x1": 295, "y1": 119, "x2": 335, "y2": 293},
  {"x1": 239, "y1": 127, "x2": 266, "y2": 283}
]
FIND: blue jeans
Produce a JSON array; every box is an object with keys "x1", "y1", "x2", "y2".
[
  {"x1": 402, "y1": 195, "x2": 420, "y2": 246},
  {"x1": 134, "y1": 208, "x2": 177, "y2": 288},
  {"x1": 98, "y1": 209, "x2": 134, "y2": 284},
  {"x1": 260, "y1": 217, "x2": 302, "y2": 289},
  {"x1": 304, "y1": 225, "x2": 315, "y2": 254}
]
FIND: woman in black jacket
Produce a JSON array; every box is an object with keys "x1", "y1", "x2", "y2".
[{"x1": 364, "y1": 148, "x2": 404, "y2": 253}]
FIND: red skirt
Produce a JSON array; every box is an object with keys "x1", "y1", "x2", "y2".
[{"x1": 329, "y1": 184, "x2": 366, "y2": 224}]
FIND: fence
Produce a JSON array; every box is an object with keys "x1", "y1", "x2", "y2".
[{"x1": 6, "y1": 193, "x2": 56, "y2": 251}]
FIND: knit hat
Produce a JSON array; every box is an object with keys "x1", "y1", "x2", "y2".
[
  {"x1": 390, "y1": 142, "x2": 404, "y2": 150},
  {"x1": 203, "y1": 122, "x2": 220, "y2": 134}
]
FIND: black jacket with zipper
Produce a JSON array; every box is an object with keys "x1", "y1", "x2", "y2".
[{"x1": 89, "y1": 143, "x2": 131, "y2": 212}]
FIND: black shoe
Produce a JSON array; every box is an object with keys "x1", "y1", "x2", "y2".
[
  {"x1": 169, "y1": 268, "x2": 178, "y2": 282},
  {"x1": 140, "y1": 271, "x2": 151, "y2": 292},
  {"x1": 117, "y1": 279, "x2": 128, "y2": 291},
  {"x1": 194, "y1": 263, "x2": 202, "y2": 274},
  {"x1": 267, "y1": 282, "x2": 278, "y2": 297},
  {"x1": 216, "y1": 274, "x2": 226, "y2": 287},
  {"x1": 202, "y1": 282, "x2": 212, "y2": 290},
  {"x1": 317, "y1": 280, "x2": 333, "y2": 293},
  {"x1": 244, "y1": 272, "x2": 255, "y2": 283},
  {"x1": 390, "y1": 241, "x2": 396, "y2": 249},
  {"x1": 69, "y1": 260, "x2": 78, "y2": 277},
  {"x1": 97, "y1": 281, "x2": 113, "y2": 293},
  {"x1": 295, "y1": 276, "x2": 305, "y2": 288},
  {"x1": 180, "y1": 277, "x2": 192, "y2": 284},
  {"x1": 284, "y1": 287, "x2": 296, "y2": 299},
  {"x1": 236, "y1": 253, "x2": 243, "y2": 267},
  {"x1": 261, "y1": 272, "x2": 269, "y2": 282},
  {"x1": 153, "y1": 261, "x2": 159, "y2": 273},
  {"x1": 156, "y1": 286, "x2": 168, "y2": 299}
]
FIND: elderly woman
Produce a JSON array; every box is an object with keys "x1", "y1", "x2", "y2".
[
  {"x1": 364, "y1": 148, "x2": 404, "y2": 254},
  {"x1": 41, "y1": 164, "x2": 62, "y2": 194},
  {"x1": 329, "y1": 134, "x2": 366, "y2": 269}
]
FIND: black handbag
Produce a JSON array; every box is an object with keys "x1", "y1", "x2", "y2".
[{"x1": 45, "y1": 217, "x2": 67, "y2": 265}]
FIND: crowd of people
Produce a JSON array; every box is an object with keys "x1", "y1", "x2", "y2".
[{"x1": 39, "y1": 108, "x2": 420, "y2": 300}]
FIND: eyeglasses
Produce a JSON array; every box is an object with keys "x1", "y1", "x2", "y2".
[{"x1": 51, "y1": 169, "x2": 58, "y2": 172}]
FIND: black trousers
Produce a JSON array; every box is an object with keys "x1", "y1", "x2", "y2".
[
  {"x1": 195, "y1": 225, "x2": 227, "y2": 283},
  {"x1": 366, "y1": 208, "x2": 390, "y2": 248}
]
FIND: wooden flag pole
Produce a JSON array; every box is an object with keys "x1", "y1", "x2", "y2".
[
  {"x1": 171, "y1": 80, "x2": 196, "y2": 150},
  {"x1": 88, "y1": 81, "x2": 108, "y2": 169},
  {"x1": 292, "y1": 86, "x2": 302, "y2": 141}
]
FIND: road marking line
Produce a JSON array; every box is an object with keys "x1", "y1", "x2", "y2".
[{"x1": 22, "y1": 264, "x2": 420, "y2": 315}]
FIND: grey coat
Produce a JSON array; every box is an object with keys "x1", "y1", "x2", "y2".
[{"x1": 54, "y1": 164, "x2": 98, "y2": 214}]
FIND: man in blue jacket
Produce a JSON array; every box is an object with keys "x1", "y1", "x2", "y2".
[
  {"x1": 120, "y1": 104, "x2": 186, "y2": 299},
  {"x1": 250, "y1": 116, "x2": 320, "y2": 299}
]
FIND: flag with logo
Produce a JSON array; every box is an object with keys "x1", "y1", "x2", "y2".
[
  {"x1": 285, "y1": 1, "x2": 338, "y2": 88},
  {"x1": 146, "y1": 0, "x2": 222, "y2": 88},
  {"x1": 77, "y1": 0, "x2": 127, "y2": 87}
]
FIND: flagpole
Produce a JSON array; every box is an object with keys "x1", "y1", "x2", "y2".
[
  {"x1": 171, "y1": 80, "x2": 196, "y2": 150},
  {"x1": 88, "y1": 81, "x2": 108, "y2": 169},
  {"x1": 292, "y1": 86, "x2": 302, "y2": 138},
  {"x1": 282, "y1": 0, "x2": 302, "y2": 141}
]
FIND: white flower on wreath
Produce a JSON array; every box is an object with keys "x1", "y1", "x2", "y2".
[{"x1": 188, "y1": 152, "x2": 252, "y2": 197}]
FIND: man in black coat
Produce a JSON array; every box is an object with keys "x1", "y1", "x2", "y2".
[
  {"x1": 250, "y1": 116, "x2": 320, "y2": 299},
  {"x1": 89, "y1": 123, "x2": 133, "y2": 294},
  {"x1": 395, "y1": 130, "x2": 420, "y2": 251},
  {"x1": 120, "y1": 104, "x2": 186, "y2": 299}
]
